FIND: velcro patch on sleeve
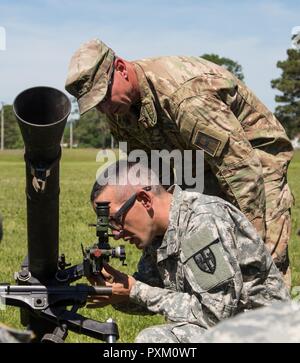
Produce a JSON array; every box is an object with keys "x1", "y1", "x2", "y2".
[
  {"x1": 192, "y1": 129, "x2": 228, "y2": 158},
  {"x1": 181, "y1": 228, "x2": 234, "y2": 291}
]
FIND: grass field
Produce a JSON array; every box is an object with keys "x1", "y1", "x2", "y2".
[{"x1": 0, "y1": 148, "x2": 300, "y2": 342}]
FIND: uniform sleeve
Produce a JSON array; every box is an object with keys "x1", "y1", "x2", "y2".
[
  {"x1": 129, "y1": 280, "x2": 217, "y2": 327},
  {"x1": 129, "y1": 212, "x2": 289, "y2": 327},
  {"x1": 132, "y1": 246, "x2": 165, "y2": 287},
  {"x1": 176, "y1": 95, "x2": 266, "y2": 240},
  {"x1": 112, "y1": 246, "x2": 164, "y2": 315},
  {"x1": 129, "y1": 217, "x2": 238, "y2": 328}
]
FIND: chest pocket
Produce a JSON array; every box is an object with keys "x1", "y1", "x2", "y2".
[{"x1": 181, "y1": 229, "x2": 234, "y2": 291}]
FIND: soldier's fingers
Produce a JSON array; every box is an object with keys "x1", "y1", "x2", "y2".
[
  {"x1": 88, "y1": 275, "x2": 106, "y2": 286},
  {"x1": 102, "y1": 263, "x2": 121, "y2": 276},
  {"x1": 101, "y1": 268, "x2": 115, "y2": 280}
]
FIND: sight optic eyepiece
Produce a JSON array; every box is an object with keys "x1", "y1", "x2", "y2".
[{"x1": 95, "y1": 201, "x2": 110, "y2": 240}]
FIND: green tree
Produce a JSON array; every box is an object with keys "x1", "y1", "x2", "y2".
[
  {"x1": 1, "y1": 105, "x2": 23, "y2": 149},
  {"x1": 73, "y1": 108, "x2": 111, "y2": 148},
  {"x1": 201, "y1": 53, "x2": 245, "y2": 81},
  {"x1": 271, "y1": 49, "x2": 300, "y2": 138}
]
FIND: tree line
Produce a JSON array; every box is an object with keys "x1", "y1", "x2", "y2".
[{"x1": 1, "y1": 50, "x2": 299, "y2": 149}]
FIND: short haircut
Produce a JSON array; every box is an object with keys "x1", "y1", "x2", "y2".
[{"x1": 90, "y1": 160, "x2": 163, "y2": 203}]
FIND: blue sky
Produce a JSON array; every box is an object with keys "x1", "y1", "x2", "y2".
[{"x1": 0, "y1": 0, "x2": 299, "y2": 111}]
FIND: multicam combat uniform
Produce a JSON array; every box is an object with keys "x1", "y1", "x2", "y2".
[
  {"x1": 122, "y1": 186, "x2": 289, "y2": 343},
  {"x1": 106, "y1": 56, "x2": 294, "y2": 282}
]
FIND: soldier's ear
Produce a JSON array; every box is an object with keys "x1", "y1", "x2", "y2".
[
  {"x1": 136, "y1": 190, "x2": 152, "y2": 210},
  {"x1": 114, "y1": 58, "x2": 128, "y2": 80}
]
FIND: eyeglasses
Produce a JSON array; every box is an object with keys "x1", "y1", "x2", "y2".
[{"x1": 109, "y1": 186, "x2": 151, "y2": 231}]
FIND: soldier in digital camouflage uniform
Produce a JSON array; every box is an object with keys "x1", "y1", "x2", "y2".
[
  {"x1": 87, "y1": 161, "x2": 289, "y2": 343},
  {"x1": 65, "y1": 39, "x2": 294, "y2": 288},
  {"x1": 199, "y1": 301, "x2": 300, "y2": 343}
]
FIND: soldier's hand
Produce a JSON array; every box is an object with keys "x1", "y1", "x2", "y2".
[{"x1": 87, "y1": 263, "x2": 136, "y2": 308}]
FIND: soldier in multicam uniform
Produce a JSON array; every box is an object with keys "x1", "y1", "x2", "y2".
[
  {"x1": 87, "y1": 161, "x2": 289, "y2": 343},
  {"x1": 199, "y1": 301, "x2": 300, "y2": 343},
  {"x1": 65, "y1": 39, "x2": 294, "y2": 288}
]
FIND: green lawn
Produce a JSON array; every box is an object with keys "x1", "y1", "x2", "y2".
[
  {"x1": 288, "y1": 150, "x2": 300, "y2": 286},
  {"x1": 0, "y1": 148, "x2": 164, "y2": 343},
  {"x1": 0, "y1": 148, "x2": 300, "y2": 342}
]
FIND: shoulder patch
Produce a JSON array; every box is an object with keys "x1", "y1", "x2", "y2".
[
  {"x1": 194, "y1": 246, "x2": 216, "y2": 274},
  {"x1": 140, "y1": 99, "x2": 157, "y2": 128},
  {"x1": 192, "y1": 129, "x2": 228, "y2": 158},
  {"x1": 181, "y1": 228, "x2": 234, "y2": 291},
  {"x1": 193, "y1": 131, "x2": 221, "y2": 157}
]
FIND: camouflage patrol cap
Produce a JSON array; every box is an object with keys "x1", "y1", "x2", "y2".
[{"x1": 65, "y1": 39, "x2": 115, "y2": 115}]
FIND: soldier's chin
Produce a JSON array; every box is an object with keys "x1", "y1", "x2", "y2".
[{"x1": 132, "y1": 237, "x2": 144, "y2": 249}]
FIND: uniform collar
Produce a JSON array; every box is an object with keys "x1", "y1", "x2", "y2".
[
  {"x1": 133, "y1": 62, "x2": 158, "y2": 128},
  {"x1": 157, "y1": 185, "x2": 184, "y2": 261}
]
